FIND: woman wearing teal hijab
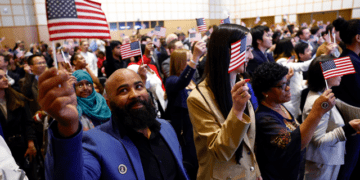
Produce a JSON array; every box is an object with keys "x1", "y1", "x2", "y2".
[{"x1": 72, "y1": 70, "x2": 111, "y2": 130}]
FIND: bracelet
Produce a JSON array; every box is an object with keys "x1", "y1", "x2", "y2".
[{"x1": 189, "y1": 59, "x2": 198, "y2": 65}]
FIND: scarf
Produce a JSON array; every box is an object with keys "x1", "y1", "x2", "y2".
[{"x1": 73, "y1": 70, "x2": 111, "y2": 123}]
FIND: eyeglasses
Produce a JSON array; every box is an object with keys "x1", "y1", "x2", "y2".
[
  {"x1": 75, "y1": 82, "x2": 93, "y2": 89},
  {"x1": 35, "y1": 62, "x2": 47, "y2": 65},
  {"x1": 246, "y1": 45, "x2": 253, "y2": 52},
  {"x1": 273, "y1": 81, "x2": 290, "y2": 90}
]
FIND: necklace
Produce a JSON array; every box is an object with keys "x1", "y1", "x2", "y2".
[
  {"x1": 262, "y1": 101, "x2": 281, "y2": 111},
  {"x1": 262, "y1": 101, "x2": 290, "y2": 118}
]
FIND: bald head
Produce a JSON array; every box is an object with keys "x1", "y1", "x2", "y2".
[
  {"x1": 166, "y1": 34, "x2": 178, "y2": 44},
  {"x1": 104, "y1": 68, "x2": 149, "y2": 111},
  {"x1": 105, "y1": 69, "x2": 141, "y2": 95}
]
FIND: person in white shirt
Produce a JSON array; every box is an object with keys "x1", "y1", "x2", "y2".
[
  {"x1": 80, "y1": 41, "x2": 98, "y2": 77},
  {"x1": 0, "y1": 136, "x2": 28, "y2": 180}
]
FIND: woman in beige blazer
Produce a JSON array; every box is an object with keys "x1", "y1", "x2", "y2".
[{"x1": 187, "y1": 24, "x2": 261, "y2": 180}]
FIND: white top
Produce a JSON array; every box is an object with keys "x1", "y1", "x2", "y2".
[
  {"x1": 303, "y1": 91, "x2": 346, "y2": 165},
  {"x1": 127, "y1": 64, "x2": 167, "y2": 110},
  {"x1": 80, "y1": 51, "x2": 98, "y2": 77},
  {"x1": 276, "y1": 57, "x2": 313, "y2": 117},
  {"x1": 0, "y1": 136, "x2": 28, "y2": 180}
]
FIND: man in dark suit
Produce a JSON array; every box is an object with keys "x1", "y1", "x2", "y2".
[
  {"x1": 247, "y1": 25, "x2": 275, "y2": 77},
  {"x1": 20, "y1": 55, "x2": 47, "y2": 156}
]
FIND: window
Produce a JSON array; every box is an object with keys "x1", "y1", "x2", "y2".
[
  {"x1": 109, "y1": 22, "x2": 117, "y2": 31},
  {"x1": 151, "y1": 21, "x2": 157, "y2": 28},
  {"x1": 143, "y1": 21, "x2": 149, "y2": 29},
  {"x1": 158, "y1": 21, "x2": 164, "y2": 27},
  {"x1": 118, "y1": 22, "x2": 126, "y2": 30},
  {"x1": 135, "y1": 21, "x2": 142, "y2": 29},
  {"x1": 127, "y1": 22, "x2": 134, "y2": 30}
]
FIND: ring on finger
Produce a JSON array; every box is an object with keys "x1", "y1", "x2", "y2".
[{"x1": 241, "y1": 92, "x2": 246, "y2": 98}]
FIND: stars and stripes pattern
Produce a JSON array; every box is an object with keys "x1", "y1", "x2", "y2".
[
  {"x1": 228, "y1": 37, "x2": 247, "y2": 73},
  {"x1": 320, "y1": 56, "x2": 356, "y2": 79},
  {"x1": 189, "y1": 33, "x2": 201, "y2": 42},
  {"x1": 147, "y1": 30, "x2": 154, "y2": 37},
  {"x1": 188, "y1": 28, "x2": 196, "y2": 34},
  {"x1": 46, "y1": 0, "x2": 111, "y2": 41},
  {"x1": 220, "y1": 17, "x2": 230, "y2": 24},
  {"x1": 153, "y1": 37, "x2": 160, "y2": 48},
  {"x1": 196, "y1": 18, "x2": 207, "y2": 32},
  {"x1": 120, "y1": 41, "x2": 142, "y2": 59},
  {"x1": 154, "y1": 26, "x2": 166, "y2": 37}
]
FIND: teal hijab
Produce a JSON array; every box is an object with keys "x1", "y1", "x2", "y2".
[{"x1": 73, "y1": 70, "x2": 111, "y2": 123}]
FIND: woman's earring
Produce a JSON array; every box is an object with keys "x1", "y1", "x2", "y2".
[{"x1": 265, "y1": 94, "x2": 268, "y2": 98}]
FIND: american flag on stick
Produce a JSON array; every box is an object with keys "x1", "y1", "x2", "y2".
[
  {"x1": 188, "y1": 28, "x2": 196, "y2": 34},
  {"x1": 120, "y1": 41, "x2": 142, "y2": 59},
  {"x1": 189, "y1": 33, "x2": 202, "y2": 42},
  {"x1": 320, "y1": 56, "x2": 356, "y2": 79},
  {"x1": 46, "y1": 0, "x2": 111, "y2": 41},
  {"x1": 153, "y1": 37, "x2": 160, "y2": 48},
  {"x1": 220, "y1": 17, "x2": 230, "y2": 24},
  {"x1": 154, "y1": 26, "x2": 166, "y2": 37},
  {"x1": 147, "y1": 30, "x2": 154, "y2": 37},
  {"x1": 228, "y1": 37, "x2": 247, "y2": 73},
  {"x1": 196, "y1": 18, "x2": 207, "y2": 32}
]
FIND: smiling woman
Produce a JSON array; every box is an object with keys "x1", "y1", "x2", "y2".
[{"x1": 72, "y1": 70, "x2": 111, "y2": 131}]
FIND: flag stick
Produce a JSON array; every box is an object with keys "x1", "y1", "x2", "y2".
[
  {"x1": 61, "y1": 49, "x2": 72, "y2": 70},
  {"x1": 52, "y1": 41, "x2": 58, "y2": 69},
  {"x1": 319, "y1": 62, "x2": 329, "y2": 90},
  {"x1": 139, "y1": 41, "x2": 143, "y2": 65},
  {"x1": 325, "y1": 79, "x2": 329, "y2": 90}
]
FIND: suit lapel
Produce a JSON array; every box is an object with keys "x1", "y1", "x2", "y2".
[{"x1": 101, "y1": 118, "x2": 145, "y2": 180}]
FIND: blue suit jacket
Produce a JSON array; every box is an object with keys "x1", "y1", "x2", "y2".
[
  {"x1": 246, "y1": 48, "x2": 275, "y2": 76},
  {"x1": 45, "y1": 118, "x2": 189, "y2": 180}
]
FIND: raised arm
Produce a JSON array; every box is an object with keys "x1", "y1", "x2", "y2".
[
  {"x1": 39, "y1": 68, "x2": 102, "y2": 180},
  {"x1": 187, "y1": 80, "x2": 251, "y2": 162}
]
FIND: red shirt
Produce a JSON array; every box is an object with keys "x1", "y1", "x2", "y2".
[{"x1": 97, "y1": 57, "x2": 106, "y2": 68}]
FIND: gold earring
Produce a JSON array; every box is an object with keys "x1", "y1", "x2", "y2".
[{"x1": 265, "y1": 94, "x2": 268, "y2": 98}]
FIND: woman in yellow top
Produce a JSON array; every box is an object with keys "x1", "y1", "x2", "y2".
[{"x1": 187, "y1": 24, "x2": 261, "y2": 180}]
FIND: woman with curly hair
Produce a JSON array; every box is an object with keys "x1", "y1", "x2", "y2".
[{"x1": 252, "y1": 62, "x2": 335, "y2": 180}]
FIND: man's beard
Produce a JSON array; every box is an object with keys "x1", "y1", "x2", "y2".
[{"x1": 110, "y1": 97, "x2": 158, "y2": 131}]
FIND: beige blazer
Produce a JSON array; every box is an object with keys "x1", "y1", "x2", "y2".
[{"x1": 187, "y1": 81, "x2": 260, "y2": 180}]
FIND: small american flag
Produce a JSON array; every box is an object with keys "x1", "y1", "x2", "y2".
[
  {"x1": 154, "y1": 26, "x2": 166, "y2": 37},
  {"x1": 120, "y1": 33, "x2": 125, "y2": 38},
  {"x1": 220, "y1": 17, "x2": 230, "y2": 24},
  {"x1": 320, "y1": 56, "x2": 356, "y2": 79},
  {"x1": 228, "y1": 37, "x2": 247, "y2": 73},
  {"x1": 190, "y1": 33, "x2": 201, "y2": 42},
  {"x1": 188, "y1": 28, "x2": 196, "y2": 34},
  {"x1": 147, "y1": 30, "x2": 154, "y2": 37},
  {"x1": 196, "y1": 18, "x2": 207, "y2": 32},
  {"x1": 120, "y1": 41, "x2": 142, "y2": 59},
  {"x1": 46, "y1": 0, "x2": 111, "y2": 41},
  {"x1": 177, "y1": 27, "x2": 181, "y2": 31},
  {"x1": 153, "y1": 37, "x2": 160, "y2": 48}
]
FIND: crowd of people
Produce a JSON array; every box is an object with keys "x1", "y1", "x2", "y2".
[{"x1": 1, "y1": 17, "x2": 360, "y2": 180}]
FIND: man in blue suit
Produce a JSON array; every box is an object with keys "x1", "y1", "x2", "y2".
[
  {"x1": 246, "y1": 25, "x2": 275, "y2": 77},
  {"x1": 39, "y1": 68, "x2": 189, "y2": 180}
]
